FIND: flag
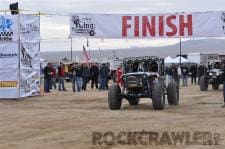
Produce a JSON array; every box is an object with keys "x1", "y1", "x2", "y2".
[{"x1": 83, "y1": 45, "x2": 90, "y2": 62}]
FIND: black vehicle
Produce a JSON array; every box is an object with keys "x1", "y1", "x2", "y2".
[
  {"x1": 200, "y1": 61, "x2": 224, "y2": 91},
  {"x1": 108, "y1": 56, "x2": 179, "y2": 110}
]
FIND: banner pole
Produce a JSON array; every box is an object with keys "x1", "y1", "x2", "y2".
[
  {"x1": 39, "y1": 11, "x2": 42, "y2": 96},
  {"x1": 18, "y1": 11, "x2": 21, "y2": 99},
  {"x1": 179, "y1": 37, "x2": 182, "y2": 66},
  {"x1": 70, "y1": 37, "x2": 73, "y2": 61}
]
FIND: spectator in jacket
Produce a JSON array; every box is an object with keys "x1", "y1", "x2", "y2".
[
  {"x1": 171, "y1": 64, "x2": 179, "y2": 84},
  {"x1": 51, "y1": 65, "x2": 57, "y2": 90},
  {"x1": 99, "y1": 63, "x2": 110, "y2": 91},
  {"x1": 90, "y1": 63, "x2": 99, "y2": 89},
  {"x1": 58, "y1": 63, "x2": 66, "y2": 91},
  {"x1": 75, "y1": 64, "x2": 83, "y2": 92},
  {"x1": 116, "y1": 67, "x2": 123, "y2": 86},
  {"x1": 181, "y1": 64, "x2": 189, "y2": 86},
  {"x1": 166, "y1": 65, "x2": 173, "y2": 82},
  {"x1": 81, "y1": 63, "x2": 90, "y2": 91},
  {"x1": 71, "y1": 63, "x2": 77, "y2": 92},
  {"x1": 190, "y1": 64, "x2": 198, "y2": 85},
  {"x1": 105, "y1": 63, "x2": 110, "y2": 90},
  {"x1": 44, "y1": 63, "x2": 52, "y2": 93}
]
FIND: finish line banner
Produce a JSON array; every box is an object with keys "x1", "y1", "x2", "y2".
[{"x1": 70, "y1": 11, "x2": 225, "y2": 38}]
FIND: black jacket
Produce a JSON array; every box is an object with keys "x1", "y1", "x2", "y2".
[
  {"x1": 222, "y1": 68, "x2": 225, "y2": 82},
  {"x1": 90, "y1": 65, "x2": 99, "y2": 77},
  {"x1": 44, "y1": 66, "x2": 51, "y2": 79},
  {"x1": 190, "y1": 65, "x2": 197, "y2": 76},
  {"x1": 75, "y1": 66, "x2": 82, "y2": 77},
  {"x1": 82, "y1": 66, "x2": 90, "y2": 78},
  {"x1": 198, "y1": 65, "x2": 206, "y2": 76},
  {"x1": 99, "y1": 65, "x2": 109, "y2": 78},
  {"x1": 181, "y1": 66, "x2": 189, "y2": 76}
]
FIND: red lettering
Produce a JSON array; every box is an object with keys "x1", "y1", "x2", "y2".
[
  {"x1": 159, "y1": 16, "x2": 164, "y2": 36},
  {"x1": 180, "y1": 15, "x2": 193, "y2": 36},
  {"x1": 142, "y1": 16, "x2": 155, "y2": 37},
  {"x1": 134, "y1": 16, "x2": 139, "y2": 37},
  {"x1": 122, "y1": 16, "x2": 132, "y2": 37},
  {"x1": 166, "y1": 15, "x2": 177, "y2": 36}
]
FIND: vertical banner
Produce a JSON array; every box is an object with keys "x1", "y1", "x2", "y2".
[
  {"x1": 19, "y1": 15, "x2": 41, "y2": 97},
  {"x1": 0, "y1": 15, "x2": 19, "y2": 98}
]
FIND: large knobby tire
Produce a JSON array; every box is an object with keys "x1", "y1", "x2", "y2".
[
  {"x1": 200, "y1": 75, "x2": 208, "y2": 91},
  {"x1": 152, "y1": 83, "x2": 165, "y2": 110},
  {"x1": 127, "y1": 97, "x2": 140, "y2": 105},
  {"x1": 167, "y1": 82, "x2": 179, "y2": 105},
  {"x1": 212, "y1": 84, "x2": 219, "y2": 90},
  {"x1": 108, "y1": 84, "x2": 122, "y2": 110}
]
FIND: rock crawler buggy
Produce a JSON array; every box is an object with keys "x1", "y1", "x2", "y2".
[{"x1": 108, "y1": 56, "x2": 179, "y2": 110}]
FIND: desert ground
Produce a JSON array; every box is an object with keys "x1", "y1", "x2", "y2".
[{"x1": 0, "y1": 81, "x2": 225, "y2": 149}]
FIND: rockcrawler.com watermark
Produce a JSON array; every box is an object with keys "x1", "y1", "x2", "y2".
[{"x1": 92, "y1": 131, "x2": 221, "y2": 146}]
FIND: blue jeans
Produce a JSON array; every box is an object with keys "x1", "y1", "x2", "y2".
[
  {"x1": 52, "y1": 78, "x2": 56, "y2": 89},
  {"x1": 99, "y1": 77, "x2": 107, "y2": 90},
  {"x1": 75, "y1": 77, "x2": 82, "y2": 92},
  {"x1": 168, "y1": 75, "x2": 173, "y2": 82},
  {"x1": 72, "y1": 76, "x2": 76, "y2": 92},
  {"x1": 223, "y1": 81, "x2": 225, "y2": 103},
  {"x1": 44, "y1": 78, "x2": 51, "y2": 92},
  {"x1": 58, "y1": 77, "x2": 66, "y2": 90},
  {"x1": 182, "y1": 75, "x2": 188, "y2": 86}
]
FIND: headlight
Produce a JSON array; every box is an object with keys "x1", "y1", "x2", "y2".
[
  {"x1": 139, "y1": 78, "x2": 142, "y2": 85},
  {"x1": 209, "y1": 73, "x2": 212, "y2": 75}
]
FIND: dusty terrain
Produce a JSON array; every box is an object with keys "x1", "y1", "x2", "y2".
[{"x1": 0, "y1": 82, "x2": 225, "y2": 149}]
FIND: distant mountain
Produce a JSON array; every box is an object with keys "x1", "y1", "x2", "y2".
[{"x1": 41, "y1": 39, "x2": 225, "y2": 61}]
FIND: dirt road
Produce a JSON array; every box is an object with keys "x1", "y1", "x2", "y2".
[{"x1": 0, "y1": 83, "x2": 225, "y2": 149}]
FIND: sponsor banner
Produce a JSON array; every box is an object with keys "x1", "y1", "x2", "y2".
[
  {"x1": 20, "y1": 42, "x2": 40, "y2": 68},
  {"x1": 0, "y1": 17, "x2": 19, "y2": 98},
  {"x1": 70, "y1": 11, "x2": 225, "y2": 38},
  {"x1": 0, "y1": 70, "x2": 19, "y2": 98},
  {"x1": 0, "y1": 14, "x2": 40, "y2": 99},
  {"x1": 0, "y1": 42, "x2": 18, "y2": 69},
  {"x1": 20, "y1": 15, "x2": 40, "y2": 42},
  {"x1": 0, "y1": 15, "x2": 18, "y2": 42},
  {"x1": 19, "y1": 14, "x2": 40, "y2": 98},
  {"x1": 20, "y1": 68, "x2": 40, "y2": 97}
]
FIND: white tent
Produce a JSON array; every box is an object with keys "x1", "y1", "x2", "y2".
[
  {"x1": 173, "y1": 56, "x2": 188, "y2": 63},
  {"x1": 165, "y1": 56, "x2": 188, "y2": 64},
  {"x1": 164, "y1": 56, "x2": 174, "y2": 64}
]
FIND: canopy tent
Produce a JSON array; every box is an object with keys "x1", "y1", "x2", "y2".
[
  {"x1": 164, "y1": 56, "x2": 174, "y2": 64},
  {"x1": 165, "y1": 56, "x2": 188, "y2": 64},
  {"x1": 173, "y1": 56, "x2": 188, "y2": 63}
]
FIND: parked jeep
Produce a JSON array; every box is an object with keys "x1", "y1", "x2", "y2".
[
  {"x1": 108, "y1": 56, "x2": 179, "y2": 110},
  {"x1": 200, "y1": 61, "x2": 224, "y2": 91}
]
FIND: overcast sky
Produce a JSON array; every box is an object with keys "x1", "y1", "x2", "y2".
[{"x1": 1, "y1": 0, "x2": 225, "y2": 52}]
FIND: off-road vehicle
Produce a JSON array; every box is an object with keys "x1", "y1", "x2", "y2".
[
  {"x1": 108, "y1": 56, "x2": 179, "y2": 110},
  {"x1": 200, "y1": 61, "x2": 224, "y2": 91}
]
